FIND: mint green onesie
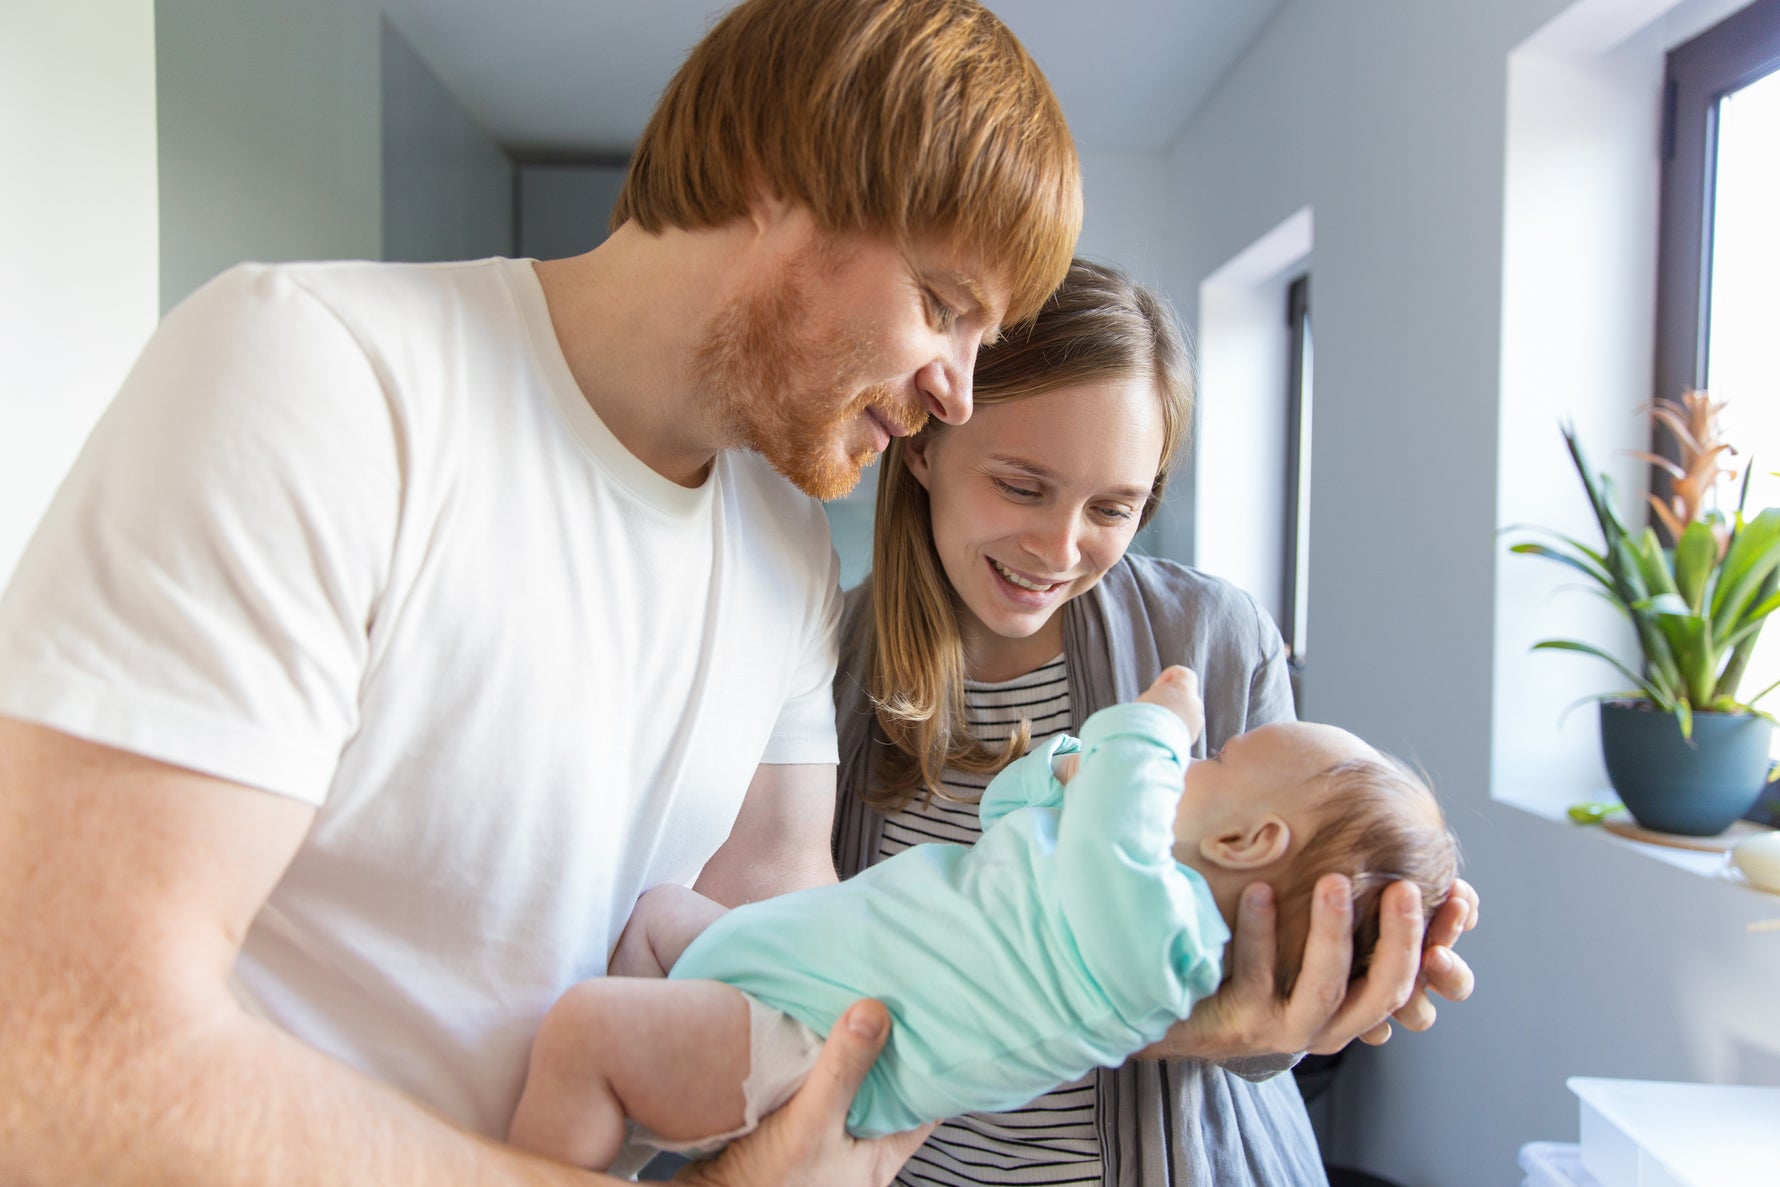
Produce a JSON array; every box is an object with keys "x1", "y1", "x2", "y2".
[{"x1": 669, "y1": 701, "x2": 1230, "y2": 1139}]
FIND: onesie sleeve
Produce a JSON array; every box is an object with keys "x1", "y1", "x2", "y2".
[
  {"x1": 1051, "y1": 702, "x2": 1227, "y2": 1021},
  {"x1": 978, "y1": 732, "x2": 1077, "y2": 829},
  {"x1": 0, "y1": 266, "x2": 399, "y2": 803}
]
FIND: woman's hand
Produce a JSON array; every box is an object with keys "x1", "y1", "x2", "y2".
[
  {"x1": 675, "y1": 1000, "x2": 932, "y2": 1187},
  {"x1": 1141, "y1": 874, "x2": 1478, "y2": 1061}
]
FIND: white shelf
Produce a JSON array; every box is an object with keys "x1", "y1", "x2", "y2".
[{"x1": 1568, "y1": 1077, "x2": 1780, "y2": 1187}]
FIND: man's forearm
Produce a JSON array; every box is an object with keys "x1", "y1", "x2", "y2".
[{"x1": 2, "y1": 999, "x2": 610, "y2": 1186}]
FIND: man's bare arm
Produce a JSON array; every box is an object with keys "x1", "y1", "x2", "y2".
[
  {"x1": 0, "y1": 719, "x2": 903, "y2": 1186},
  {"x1": 694, "y1": 762, "x2": 839, "y2": 907}
]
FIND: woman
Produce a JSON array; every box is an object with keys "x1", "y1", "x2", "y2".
[{"x1": 833, "y1": 259, "x2": 1476, "y2": 1186}]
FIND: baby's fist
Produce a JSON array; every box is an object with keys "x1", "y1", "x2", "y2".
[{"x1": 1137, "y1": 665, "x2": 1204, "y2": 743}]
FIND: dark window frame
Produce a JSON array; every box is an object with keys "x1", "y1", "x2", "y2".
[
  {"x1": 1654, "y1": 0, "x2": 1780, "y2": 428},
  {"x1": 1655, "y1": 0, "x2": 1780, "y2": 823},
  {"x1": 1282, "y1": 273, "x2": 1310, "y2": 708}
]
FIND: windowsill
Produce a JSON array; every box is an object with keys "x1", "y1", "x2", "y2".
[{"x1": 1499, "y1": 792, "x2": 1780, "y2": 897}]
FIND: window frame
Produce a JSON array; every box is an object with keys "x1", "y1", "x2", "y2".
[
  {"x1": 1655, "y1": 0, "x2": 1780, "y2": 823},
  {"x1": 1653, "y1": 0, "x2": 1780, "y2": 421},
  {"x1": 1281, "y1": 273, "x2": 1310, "y2": 677}
]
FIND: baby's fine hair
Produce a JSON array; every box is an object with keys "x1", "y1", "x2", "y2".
[{"x1": 1270, "y1": 753, "x2": 1460, "y2": 998}]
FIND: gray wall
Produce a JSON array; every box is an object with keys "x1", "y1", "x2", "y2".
[
  {"x1": 382, "y1": 17, "x2": 515, "y2": 263},
  {"x1": 155, "y1": 0, "x2": 383, "y2": 311},
  {"x1": 1161, "y1": 1, "x2": 1780, "y2": 1184},
  {"x1": 516, "y1": 162, "x2": 628, "y2": 260}
]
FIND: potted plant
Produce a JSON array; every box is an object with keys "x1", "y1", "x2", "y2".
[{"x1": 1511, "y1": 390, "x2": 1780, "y2": 835}]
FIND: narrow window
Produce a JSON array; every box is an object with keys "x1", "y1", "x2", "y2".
[
  {"x1": 1656, "y1": 0, "x2": 1780, "y2": 794},
  {"x1": 1282, "y1": 273, "x2": 1313, "y2": 710}
]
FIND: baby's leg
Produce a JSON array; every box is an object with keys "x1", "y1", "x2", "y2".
[{"x1": 509, "y1": 977, "x2": 750, "y2": 1170}]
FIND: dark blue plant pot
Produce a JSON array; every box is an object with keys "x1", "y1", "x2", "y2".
[{"x1": 1599, "y1": 701, "x2": 1774, "y2": 836}]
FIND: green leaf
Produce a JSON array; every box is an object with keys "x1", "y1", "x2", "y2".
[
  {"x1": 1567, "y1": 801, "x2": 1620, "y2": 825},
  {"x1": 1673, "y1": 519, "x2": 1717, "y2": 612},
  {"x1": 1711, "y1": 508, "x2": 1780, "y2": 639},
  {"x1": 1509, "y1": 541, "x2": 1615, "y2": 591},
  {"x1": 1718, "y1": 585, "x2": 1780, "y2": 653},
  {"x1": 1531, "y1": 639, "x2": 1672, "y2": 707},
  {"x1": 1645, "y1": 609, "x2": 1713, "y2": 708},
  {"x1": 1628, "y1": 528, "x2": 1680, "y2": 599},
  {"x1": 1740, "y1": 672, "x2": 1780, "y2": 709}
]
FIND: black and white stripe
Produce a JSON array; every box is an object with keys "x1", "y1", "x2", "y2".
[{"x1": 878, "y1": 655, "x2": 1103, "y2": 1186}]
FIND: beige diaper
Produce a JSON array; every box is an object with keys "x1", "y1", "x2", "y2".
[{"x1": 619, "y1": 994, "x2": 825, "y2": 1165}]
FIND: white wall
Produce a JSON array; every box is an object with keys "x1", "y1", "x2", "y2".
[
  {"x1": 0, "y1": 2, "x2": 160, "y2": 586},
  {"x1": 1162, "y1": 1, "x2": 1780, "y2": 1183}
]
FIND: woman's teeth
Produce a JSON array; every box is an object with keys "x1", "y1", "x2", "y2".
[{"x1": 994, "y1": 561, "x2": 1056, "y2": 592}]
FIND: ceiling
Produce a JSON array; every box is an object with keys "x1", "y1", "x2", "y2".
[{"x1": 378, "y1": 0, "x2": 1285, "y2": 158}]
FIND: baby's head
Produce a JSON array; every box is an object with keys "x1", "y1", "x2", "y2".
[{"x1": 1174, "y1": 721, "x2": 1459, "y2": 998}]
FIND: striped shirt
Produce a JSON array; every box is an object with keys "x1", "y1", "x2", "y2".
[{"x1": 877, "y1": 655, "x2": 1104, "y2": 1187}]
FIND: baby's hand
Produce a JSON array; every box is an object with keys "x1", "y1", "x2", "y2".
[{"x1": 1137, "y1": 665, "x2": 1205, "y2": 743}]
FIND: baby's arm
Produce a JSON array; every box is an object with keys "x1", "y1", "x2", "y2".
[
  {"x1": 1052, "y1": 666, "x2": 1204, "y2": 785},
  {"x1": 609, "y1": 883, "x2": 728, "y2": 977}
]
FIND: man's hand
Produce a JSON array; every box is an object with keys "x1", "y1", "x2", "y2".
[
  {"x1": 1143, "y1": 873, "x2": 1478, "y2": 1061},
  {"x1": 1371, "y1": 876, "x2": 1479, "y2": 1040},
  {"x1": 674, "y1": 1000, "x2": 932, "y2": 1187}
]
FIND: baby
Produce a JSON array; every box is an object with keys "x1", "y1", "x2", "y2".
[{"x1": 508, "y1": 666, "x2": 1459, "y2": 1170}]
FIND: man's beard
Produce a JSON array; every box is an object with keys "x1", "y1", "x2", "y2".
[{"x1": 691, "y1": 247, "x2": 926, "y2": 501}]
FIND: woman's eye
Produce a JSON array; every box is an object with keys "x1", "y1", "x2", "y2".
[
  {"x1": 991, "y1": 477, "x2": 1038, "y2": 499},
  {"x1": 1094, "y1": 505, "x2": 1136, "y2": 523}
]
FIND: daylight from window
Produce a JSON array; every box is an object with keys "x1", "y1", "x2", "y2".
[{"x1": 1706, "y1": 65, "x2": 1780, "y2": 742}]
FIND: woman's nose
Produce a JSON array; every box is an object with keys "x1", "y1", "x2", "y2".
[{"x1": 1022, "y1": 514, "x2": 1081, "y2": 574}]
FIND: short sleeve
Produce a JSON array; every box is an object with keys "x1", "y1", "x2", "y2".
[
  {"x1": 0, "y1": 266, "x2": 399, "y2": 802},
  {"x1": 757, "y1": 521, "x2": 844, "y2": 766}
]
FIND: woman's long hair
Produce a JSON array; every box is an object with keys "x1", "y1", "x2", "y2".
[{"x1": 863, "y1": 258, "x2": 1193, "y2": 809}]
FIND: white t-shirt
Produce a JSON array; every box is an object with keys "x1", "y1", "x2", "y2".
[{"x1": 0, "y1": 258, "x2": 843, "y2": 1137}]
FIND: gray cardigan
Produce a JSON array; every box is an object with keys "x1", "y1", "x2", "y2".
[{"x1": 832, "y1": 555, "x2": 1328, "y2": 1187}]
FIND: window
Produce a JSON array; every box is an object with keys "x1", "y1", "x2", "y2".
[
  {"x1": 1656, "y1": 0, "x2": 1780, "y2": 785},
  {"x1": 1282, "y1": 274, "x2": 1312, "y2": 710}
]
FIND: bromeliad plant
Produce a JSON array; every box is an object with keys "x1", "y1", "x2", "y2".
[{"x1": 1511, "y1": 390, "x2": 1780, "y2": 739}]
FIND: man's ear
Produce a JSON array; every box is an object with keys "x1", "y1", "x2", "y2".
[
  {"x1": 1198, "y1": 815, "x2": 1292, "y2": 871},
  {"x1": 744, "y1": 177, "x2": 797, "y2": 237}
]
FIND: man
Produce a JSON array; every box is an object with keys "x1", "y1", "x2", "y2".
[
  {"x1": 0, "y1": 1, "x2": 1471, "y2": 1184},
  {"x1": 0, "y1": 2, "x2": 1076, "y2": 1183}
]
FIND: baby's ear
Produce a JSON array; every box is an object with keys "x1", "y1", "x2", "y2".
[{"x1": 1199, "y1": 815, "x2": 1291, "y2": 871}]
